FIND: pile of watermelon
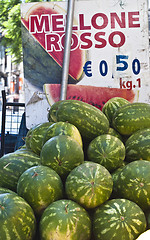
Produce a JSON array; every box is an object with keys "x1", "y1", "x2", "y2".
[{"x1": 0, "y1": 97, "x2": 150, "y2": 240}]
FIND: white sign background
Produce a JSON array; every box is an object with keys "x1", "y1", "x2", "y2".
[{"x1": 21, "y1": 0, "x2": 150, "y2": 128}]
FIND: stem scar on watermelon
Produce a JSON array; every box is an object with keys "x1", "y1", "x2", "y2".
[
  {"x1": 21, "y1": 2, "x2": 86, "y2": 89},
  {"x1": 44, "y1": 84, "x2": 137, "y2": 110}
]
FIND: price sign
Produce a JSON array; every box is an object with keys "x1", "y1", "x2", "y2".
[{"x1": 21, "y1": 0, "x2": 150, "y2": 128}]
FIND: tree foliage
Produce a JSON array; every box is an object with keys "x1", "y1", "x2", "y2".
[{"x1": 0, "y1": 0, "x2": 61, "y2": 64}]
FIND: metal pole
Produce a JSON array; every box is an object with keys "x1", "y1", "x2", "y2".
[
  {"x1": 1, "y1": 90, "x2": 6, "y2": 156},
  {"x1": 60, "y1": 0, "x2": 75, "y2": 100}
]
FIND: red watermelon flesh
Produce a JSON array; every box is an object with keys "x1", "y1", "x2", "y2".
[
  {"x1": 21, "y1": 3, "x2": 85, "y2": 81},
  {"x1": 44, "y1": 84, "x2": 137, "y2": 110}
]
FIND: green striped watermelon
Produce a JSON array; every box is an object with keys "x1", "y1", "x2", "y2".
[
  {"x1": 93, "y1": 198, "x2": 146, "y2": 240},
  {"x1": 0, "y1": 150, "x2": 40, "y2": 191},
  {"x1": 0, "y1": 187, "x2": 17, "y2": 195},
  {"x1": 102, "y1": 97, "x2": 130, "y2": 126},
  {"x1": 55, "y1": 100, "x2": 109, "y2": 141},
  {"x1": 25, "y1": 123, "x2": 40, "y2": 149},
  {"x1": 115, "y1": 160, "x2": 150, "y2": 211},
  {"x1": 40, "y1": 135, "x2": 84, "y2": 179},
  {"x1": 112, "y1": 102, "x2": 150, "y2": 136},
  {"x1": 87, "y1": 134, "x2": 125, "y2": 172},
  {"x1": 125, "y1": 128, "x2": 150, "y2": 162},
  {"x1": 26, "y1": 122, "x2": 54, "y2": 155},
  {"x1": 40, "y1": 199, "x2": 91, "y2": 240},
  {"x1": 107, "y1": 127, "x2": 123, "y2": 142},
  {"x1": 65, "y1": 161, "x2": 113, "y2": 209},
  {"x1": 43, "y1": 121, "x2": 83, "y2": 148},
  {"x1": 47, "y1": 100, "x2": 63, "y2": 122},
  {"x1": 0, "y1": 193, "x2": 36, "y2": 240},
  {"x1": 17, "y1": 165, "x2": 63, "y2": 216}
]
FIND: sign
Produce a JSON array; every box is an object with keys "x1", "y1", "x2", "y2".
[{"x1": 21, "y1": 0, "x2": 150, "y2": 128}]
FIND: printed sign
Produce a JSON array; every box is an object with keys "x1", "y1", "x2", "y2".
[{"x1": 21, "y1": 0, "x2": 150, "y2": 128}]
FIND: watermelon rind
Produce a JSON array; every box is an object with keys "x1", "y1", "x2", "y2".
[
  {"x1": 40, "y1": 135, "x2": 84, "y2": 179},
  {"x1": 65, "y1": 161, "x2": 113, "y2": 209},
  {"x1": 112, "y1": 102, "x2": 150, "y2": 136},
  {"x1": 102, "y1": 97, "x2": 130, "y2": 126},
  {"x1": 115, "y1": 160, "x2": 150, "y2": 211},
  {"x1": 26, "y1": 122, "x2": 54, "y2": 155},
  {"x1": 42, "y1": 121, "x2": 83, "y2": 148},
  {"x1": 87, "y1": 134, "x2": 125, "y2": 172},
  {"x1": 93, "y1": 198, "x2": 146, "y2": 240},
  {"x1": 0, "y1": 193, "x2": 36, "y2": 240},
  {"x1": 55, "y1": 100, "x2": 109, "y2": 141},
  {"x1": 40, "y1": 199, "x2": 91, "y2": 240},
  {"x1": 125, "y1": 128, "x2": 150, "y2": 162},
  {"x1": 17, "y1": 165, "x2": 63, "y2": 216},
  {"x1": 0, "y1": 151, "x2": 40, "y2": 191}
]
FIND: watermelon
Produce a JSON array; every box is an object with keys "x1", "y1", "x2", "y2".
[
  {"x1": 65, "y1": 161, "x2": 113, "y2": 209},
  {"x1": 102, "y1": 97, "x2": 130, "y2": 126},
  {"x1": 112, "y1": 102, "x2": 150, "y2": 136},
  {"x1": 0, "y1": 150, "x2": 40, "y2": 191},
  {"x1": 87, "y1": 134, "x2": 125, "y2": 172},
  {"x1": 25, "y1": 123, "x2": 40, "y2": 149},
  {"x1": 125, "y1": 128, "x2": 150, "y2": 162},
  {"x1": 107, "y1": 127, "x2": 123, "y2": 142},
  {"x1": 47, "y1": 100, "x2": 62, "y2": 122},
  {"x1": 39, "y1": 199, "x2": 91, "y2": 240},
  {"x1": 40, "y1": 135, "x2": 84, "y2": 179},
  {"x1": 42, "y1": 121, "x2": 83, "y2": 147},
  {"x1": 55, "y1": 100, "x2": 109, "y2": 141},
  {"x1": 44, "y1": 84, "x2": 136, "y2": 110},
  {"x1": 93, "y1": 198, "x2": 146, "y2": 240},
  {"x1": 114, "y1": 160, "x2": 150, "y2": 211},
  {"x1": 17, "y1": 165, "x2": 63, "y2": 216},
  {"x1": 0, "y1": 193, "x2": 36, "y2": 240},
  {"x1": 0, "y1": 187, "x2": 17, "y2": 195},
  {"x1": 111, "y1": 163, "x2": 127, "y2": 198},
  {"x1": 26, "y1": 122, "x2": 54, "y2": 155}
]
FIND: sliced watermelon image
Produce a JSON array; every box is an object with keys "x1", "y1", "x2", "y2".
[
  {"x1": 44, "y1": 84, "x2": 138, "y2": 110},
  {"x1": 21, "y1": 2, "x2": 86, "y2": 89}
]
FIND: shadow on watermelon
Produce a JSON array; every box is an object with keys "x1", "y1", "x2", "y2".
[
  {"x1": 21, "y1": 2, "x2": 86, "y2": 90},
  {"x1": 44, "y1": 84, "x2": 138, "y2": 110}
]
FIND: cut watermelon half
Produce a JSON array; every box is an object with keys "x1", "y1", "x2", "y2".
[{"x1": 44, "y1": 84, "x2": 138, "y2": 110}]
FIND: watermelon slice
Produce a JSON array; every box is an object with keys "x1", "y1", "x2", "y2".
[
  {"x1": 44, "y1": 84, "x2": 138, "y2": 110},
  {"x1": 21, "y1": 2, "x2": 86, "y2": 83}
]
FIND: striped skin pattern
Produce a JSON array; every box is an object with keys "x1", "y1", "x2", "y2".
[
  {"x1": 125, "y1": 128, "x2": 150, "y2": 162},
  {"x1": 40, "y1": 135, "x2": 84, "y2": 179},
  {"x1": 42, "y1": 121, "x2": 83, "y2": 148},
  {"x1": 0, "y1": 187, "x2": 17, "y2": 195},
  {"x1": 102, "y1": 97, "x2": 129, "y2": 126},
  {"x1": 65, "y1": 162, "x2": 113, "y2": 209},
  {"x1": 0, "y1": 193, "x2": 36, "y2": 240},
  {"x1": 48, "y1": 100, "x2": 63, "y2": 122},
  {"x1": 17, "y1": 165, "x2": 63, "y2": 216},
  {"x1": 93, "y1": 198, "x2": 146, "y2": 240},
  {"x1": 111, "y1": 163, "x2": 127, "y2": 198},
  {"x1": 87, "y1": 134, "x2": 125, "y2": 172},
  {"x1": 56, "y1": 100, "x2": 109, "y2": 141},
  {"x1": 107, "y1": 127, "x2": 123, "y2": 142},
  {"x1": 25, "y1": 123, "x2": 40, "y2": 149},
  {"x1": 115, "y1": 160, "x2": 150, "y2": 211},
  {"x1": 27, "y1": 122, "x2": 54, "y2": 155},
  {"x1": 0, "y1": 151, "x2": 40, "y2": 191},
  {"x1": 112, "y1": 102, "x2": 150, "y2": 136},
  {"x1": 40, "y1": 199, "x2": 91, "y2": 240}
]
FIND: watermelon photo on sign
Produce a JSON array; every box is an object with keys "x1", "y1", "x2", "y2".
[{"x1": 44, "y1": 84, "x2": 136, "y2": 110}]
